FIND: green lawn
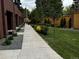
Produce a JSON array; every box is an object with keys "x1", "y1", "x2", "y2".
[{"x1": 40, "y1": 27, "x2": 79, "y2": 59}]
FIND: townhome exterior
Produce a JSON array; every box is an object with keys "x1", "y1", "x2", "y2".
[
  {"x1": 0, "y1": 0, "x2": 4, "y2": 38},
  {"x1": 0, "y1": 0, "x2": 24, "y2": 38}
]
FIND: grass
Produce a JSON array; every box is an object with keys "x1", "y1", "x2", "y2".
[{"x1": 40, "y1": 27, "x2": 79, "y2": 59}]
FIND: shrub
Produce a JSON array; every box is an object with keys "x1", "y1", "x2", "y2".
[
  {"x1": 56, "y1": 26, "x2": 61, "y2": 28},
  {"x1": 33, "y1": 25, "x2": 49, "y2": 35},
  {"x1": 46, "y1": 24, "x2": 51, "y2": 27},
  {"x1": 16, "y1": 28, "x2": 20, "y2": 32},
  {"x1": 2, "y1": 39, "x2": 11, "y2": 46},
  {"x1": 2, "y1": 36, "x2": 14, "y2": 46},
  {"x1": 13, "y1": 33, "x2": 17, "y2": 37},
  {"x1": 51, "y1": 24, "x2": 54, "y2": 27},
  {"x1": 8, "y1": 36, "x2": 14, "y2": 40},
  {"x1": 33, "y1": 25, "x2": 37, "y2": 30},
  {"x1": 36, "y1": 25, "x2": 42, "y2": 32},
  {"x1": 34, "y1": 25, "x2": 42, "y2": 33},
  {"x1": 41, "y1": 26, "x2": 49, "y2": 35}
]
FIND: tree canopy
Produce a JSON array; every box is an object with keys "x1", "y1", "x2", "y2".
[
  {"x1": 29, "y1": 8, "x2": 42, "y2": 24},
  {"x1": 36, "y1": 0, "x2": 63, "y2": 19},
  {"x1": 20, "y1": 7, "x2": 30, "y2": 18},
  {"x1": 29, "y1": 0, "x2": 63, "y2": 24},
  {"x1": 63, "y1": 6, "x2": 72, "y2": 15}
]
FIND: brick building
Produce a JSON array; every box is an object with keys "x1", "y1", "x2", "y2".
[{"x1": 0, "y1": 0, "x2": 24, "y2": 38}]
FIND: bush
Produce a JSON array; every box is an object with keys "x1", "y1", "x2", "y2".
[
  {"x1": 36, "y1": 25, "x2": 42, "y2": 32},
  {"x1": 56, "y1": 26, "x2": 61, "y2": 28},
  {"x1": 41, "y1": 26, "x2": 49, "y2": 35},
  {"x1": 33, "y1": 25, "x2": 42, "y2": 32},
  {"x1": 51, "y1": 24, "x2": 54, "y2": 27},
  {"x1": 33, "y1": 25, "x2": 37, "y2": 30},
  {"x1": 2, "y1": 36, "x2": 14, "y2": 46},
  {"x1": 16, "y1": 28, "x2": 20, "y2": 32},
  {"x1": 33, "y1": 25, "x2": 49, "y2": 35},
  {"x1": 13, "y1": 33, "x2": 17, "y2": 37},
  {"x1": 8, "y1": 36, "x2": 14, "y2": 40},
  {"x1": 46, "y1": 24, "x2": 51, "y2": 27},
  {"x1": 3, "y1": 39, "x2": 11, "y2": 46}
]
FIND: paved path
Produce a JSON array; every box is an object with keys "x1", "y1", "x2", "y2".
[
  {"x1": 18, "y1": 24, "x2": 63, "y2": 59},
  {"x1": 0, "y1": 24, "x2": 63, "y2": 59}
]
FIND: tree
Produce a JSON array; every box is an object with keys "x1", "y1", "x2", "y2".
[
  {"x1": 20, "y1": 7, "x2": 30, "y2": 18},
  {"x1": 71, "y1": 0, "x2": 79, "y2": 11},
  {"x1": 35, "y1": 0, "x2": 63, "y2": 39},
  {"x1": 36, "y1": 0, "x2": 63, "y2": 20},
  {"x1": 26, "y1": 8, "x2": 30, "y2": 17},
  {"x1": 62, "y1": 2, "x2": 79, "y2": 16},
  {"x1": 29, "y1": 8, "x2": 42, "y2": 24},
  {"x1": 63, "y1": 6, "x2": 72, "y2": 15}
]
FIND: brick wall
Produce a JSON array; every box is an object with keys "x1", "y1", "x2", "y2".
[
  {"x1": 4, "y1": 0, "x2": 23, "y2": 33},
  {"x1": 0, "y1": 0, "x2": 24, "y2": 38},
  {"x1": 0, "y1": 0, "x2": 4, "y2": 38}
]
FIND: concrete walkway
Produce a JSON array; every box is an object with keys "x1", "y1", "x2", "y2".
[
  {"x1": 18, "y1": 24, "x2": 63, "y2": 59},
  {"x1": 0, "y1": 24, "x2": 63, "y2": 59}
]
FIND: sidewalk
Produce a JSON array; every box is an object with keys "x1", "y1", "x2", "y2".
[
  {"x1": 0, "y1": 24, "x2": 63, "y2": 59},
  {"x1": 18, "y1": 24, "x2": 63, "y2": 59}
]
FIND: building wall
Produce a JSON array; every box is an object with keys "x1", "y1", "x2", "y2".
[
  {"x1": 48, "y1": 17, "x2": 60, "y2": 26},
  {"x1": 14, "y1": 4, "x2": 23, "y2": 26},
  {"x1": 4, "y1": 0, "x2": 14, "y2": 12},
  {"x1": 0, "y1": 0, "x2": 4, "y2": 38},
  {"x1": 0, "y1": 0, "x2": 24, "y2": 38},
  {"x1": 48, "y1": 12, "x2": 79, "y2": 29},
  {"x1": 55, "y1": 14, "x2": 79, "y2": 29},
  {"x1": 49, "y1": 16, "x2": 71, "y2": 28},
  {"x1": 4, "y1": 0, "x2": 23, "y2": 34},
  {"x1": 73, "y1": 13, "x2": 79, "y2": 29},
  {"x1": 4, "y1": 0, "x2": 16, "y2": 31},
  {"x1": 56, "y1": 16, "x2": 71, "y2": 28}
]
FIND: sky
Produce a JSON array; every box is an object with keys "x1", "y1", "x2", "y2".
[{"x1": 21, "y1": 0, "x2": 73, "y2": 11}]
